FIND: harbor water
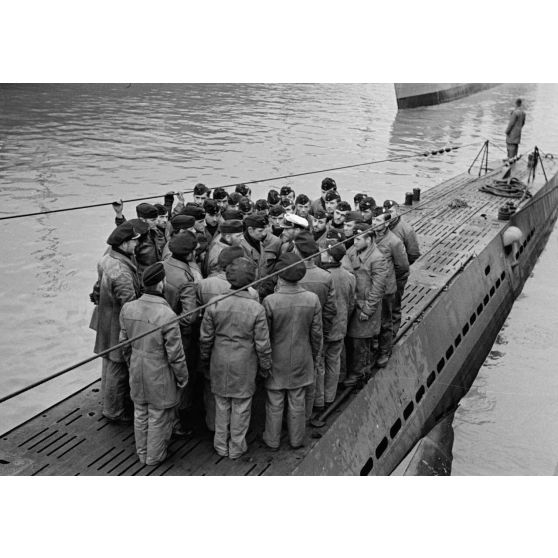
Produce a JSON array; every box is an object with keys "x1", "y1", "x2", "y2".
[{"x1": 1, "y1": 83, "x2": 557, "y2": 474}]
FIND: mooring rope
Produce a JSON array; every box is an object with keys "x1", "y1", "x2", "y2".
[{"x1": 0, "y1": 142, "x2": 475, "y2": 222}]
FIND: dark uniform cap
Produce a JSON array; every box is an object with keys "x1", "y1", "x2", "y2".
[
  {"x1": 353, "y1": 221, "x2": 371, "y2": 235},
  {"x1": 220, "y1": 219, "x2": 244, "y2": 234},
  {"x1": 228, "y1": 192, "x2": 242, "y2": 205},
  {"x1": 226, "y1": 257, "x2": 257, "y2": 288},
  {"x1": 280, "y1": 185, "x2": 294, "y2": 196},
  {"x1": 136, "y1": 203, "x2": 159, "y2": 219},
  {"x1": 326, "y1": 229, "x2": 344, "y2": 240},
  {"x1": 213, "y1": 187, "x2": 228, "y2": 200},
  {"x1": 182, "y1": 205, "x2": 206, "y2": 220},
  {"x1": 222, "y1": 208, "x2": 243, "y2": 221},
  {"x1": 321, "y1": 177, "x2": 337, "y2": 190},
  {"x1": 267, "y1": 189, "x2": 280, "y2": 205},
  {"x1": 337, "y1": 201, "x2": 351, "y2": 212},
  {"x1": 295, "y1": 193, "x2": 310, "y2": 205},
  {"x1": 312, "y1": 209, "x2": 327, "y2": 220},
  {"x1": 171, "y1": 214, "x2": 195, "y2": 230},
  {"x1": 294, "y1": 230, "x2": 319, "y2": 257},
  {"x1": 354, "y1": 192, "x2": 366, "y2": 204},
  {"x1": 244, "y1": 214, "x2": 267, "y2": 228},
  {"x1": 327, "y1": 241, "x2": 347, "y2": 262},
  {"x1": 275, "y1": 252, "x2": 306, "y2": 282},
  {"x1": 217, "y1": 246, "x2": 245, "y2": 268},
  {"x1": 106, "y1": 222, "x2": 141, "y2": 247},
  {"x1": 324, "y1": 190, "x2": 341, "y2": 202},
  {"x1": 203, "y1": 199, "x2": 221, "y2": 215},
  {"x1": 169, "y1": 231, "x2": 198, "y2": 257},
  {"x1": 142, "y1": 262, "x2": 165, "y2": 286},
  {"x1": 383, "y1": 199, "x2": 398, "y2": 210},
  {"x1": 255, "y1": 199, "x2": 270, "y2": 211},
  {"x1": 280, "y1": 199, "x2": 294, "y2": 208},
  {"x1": 153, "y1": 203, "x2": 167, "y2": 216},
  {"x1": 269, "y1": 205, "x2": 286, "y2": 217},
  {"x1": 359, "y1": 197, "x2": 376, "y2": 211},
  {"x1": 126, "y1": 218, "x2": 149, "y2": 236},
  {"x1": 238, "y1": 197, "x2": 253, "y2": 213},
  {"x1": 193, "y1": 183, "x2": 210, "y2": 196},
  {"x1": 345, "y1": 211, "x2": 362, "y2": 223},
  {"x1": 235, "y1": 184, "x2": 250, "y2": 196}
]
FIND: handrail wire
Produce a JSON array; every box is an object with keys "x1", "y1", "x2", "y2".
[
  {"x1": 0, "y1": 143, "x2": 475, "y2": 222},
  {"x1": 0, "y1": 188, "x2": 453, "y2": 405}
]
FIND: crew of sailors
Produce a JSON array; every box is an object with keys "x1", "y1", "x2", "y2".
[{"x1": 90, "y1": 178, "x2": 420, "y2": 466}]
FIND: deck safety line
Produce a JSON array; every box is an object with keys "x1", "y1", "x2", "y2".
[
  {"x1": 0, "y1": 185, "x2": 470, "y2": 405},
  {"x1": 0, "y1": 142, "x2": 476, "y2": 222}
]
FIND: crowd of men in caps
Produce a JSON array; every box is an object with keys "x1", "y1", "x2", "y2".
[{"x1": 90, "y1": 178, "x2": 420, "y2": 465}]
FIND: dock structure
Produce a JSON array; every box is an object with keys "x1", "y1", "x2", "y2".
[{"x1": 1, "y1": 154, "x2": 557, "y2": 476}]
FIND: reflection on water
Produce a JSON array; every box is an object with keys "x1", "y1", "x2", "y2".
[{"x1": 1, "y1": 84, "x2": 558, "y2": 471}]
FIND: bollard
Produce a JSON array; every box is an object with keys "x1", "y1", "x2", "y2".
[
  {"x1": 404, "y1": 192, "x2": 413, "y2": 206},
  {"x1": 413, "y1": 188, "x2": 421, "y2": 202}
]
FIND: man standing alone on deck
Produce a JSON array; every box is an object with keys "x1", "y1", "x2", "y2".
[{"x1": 505, "y1": 98, "x2": 526, "y2": 159}]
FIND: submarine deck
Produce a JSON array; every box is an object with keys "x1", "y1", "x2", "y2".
[{"x1": 1, "y1": 157, "x2": 554, "y2": 476}]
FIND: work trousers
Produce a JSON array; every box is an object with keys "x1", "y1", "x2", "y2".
[
  {"x1": 304, "y1": 349, "x2": 324, "y2": 417},
  {"x1": 179, "y1": 332, "x2": 199, "y2": 412},
  {"x1": 346, "y1": 337, "x2": 371, "y2": 379},
  {"x1": 204, "y1": 378, "x2": 215, "y2": 431},
  {"x1": 324, "y1": 339, "x2": 344, "y2": 404},
  {"x1": 263, "y1": 387, "x2": 306, "y2": 449},
  {"x1": 214, "y1": 395, "x2": 252, "y2": 459},
  {"x1": 101, "y1": 358, "x2": 132, "y2": 420},
  {"x1": 134, "y1": 403, "x2": 174, "y2": 466},
  {"x1": 506, "y1": 142, "x2": 519, "y2": 158},
  {"x1": 378, "y1": 293, "x2": 395, "y2": 357},
  {"x1": 392, "y1": 280, "x2": 407, "y2": 339}
]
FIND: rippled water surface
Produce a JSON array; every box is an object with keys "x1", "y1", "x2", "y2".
[{"x1": 1, "y1": 83, "x2": 558, "y2": 471}]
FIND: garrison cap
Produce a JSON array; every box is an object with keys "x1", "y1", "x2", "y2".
[
  {"x1": 106, "y1": 222, "x2": 141, "y2": 247},
  {"x1": 222, "y1": 208, "x2": 244, "y2": 220},
  {"x1": 235, "y1": 184, "x2": 250, "y2": 197},
  {"x1": 217, "y1": 246, "x2": 245, "y2": 269},
  {"x1": 142, "y1": 262, "x2": 165, "y2": 286},
  {"x1": 353, "y1": 192, "x2": 366, "y2": 204},
  {"x1": 267, "y1": 189, "x2": 280, "y2": 205},
  {"x1": 153, "y1": 203, "x2": 168, "y2": 216},
  {"x1": 226, "y1": 257, "x2": 257, "y2": 289},
  {"x1": 326, "y1": 241, "x2": 347, "y2": 262},
  {"x1": 255, "y1": 199, "x2": 270, "y2": 211},
  {"x1": 280, "y1": 185, "x2": 294, "y2": 196},
  {"x1": 212, "y1": 187, "x2": 228, "y2": 200},
  {"x1": 171, "y1": 214, "x2": 195, "y2": 231},
  {"x1": 244, "y1": 214, "x2": 267, "y2": 228},
  {"x1": 182, "y1": 204, "x2": 206, "y2": 220},
  {"x1": 203, "y1": 199, "x2": 221, "y2": 215},
  {"x1": 127, "y1": 218, "x2": 149, "y2": 236},
  {"x1": 337, "y1": 201, "x2": 351, "y2": 212},
  {"x1": 220, "y1": 219, "x2": 244, "y2": 234},
  {"x1": 359, "y1": 197, "x2": 376, "y2": 211},
  {"x1": 228, "y1": 192, "x2": 242, "y2": 205},
  {"x1": 275, "y1": 252, "x2": 306, "y2": 282},
  {"x1": 238, "y1": 197, "x2": 253, "y2": 214},
  {"x1": 295, "y1": 193, "x2": 310, "y2": 205},
  {"x1": 312, "y1": 209, "x2": 327, "y2": 220},
  {"x1": 193, "y1": 183, "x2": 210, "y2": 196},
  {"x1": 345, "y1": 211, "x2": 362, "y2": 223},
  {"x1": 136, "y1": 203, "x2": 159, "y2": 219},
  {"x1": 324, "y1": 190, "x2": 341, "y2": 202},
  {"x1": 321, "y1": 177, "x2": 337, "y2": 190},
  {"x1": 169, "y1": 231, "x2": 198, "y2": 257},
  {"x1": 294, "y1": 231, "x2": 319, "y2": 257},
  {"x1": 353, "y1": 222, "x2": 371, "y2": 235},
  {"x1": 269, "y1": 205, "x2": 286, "y2": 217}
]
